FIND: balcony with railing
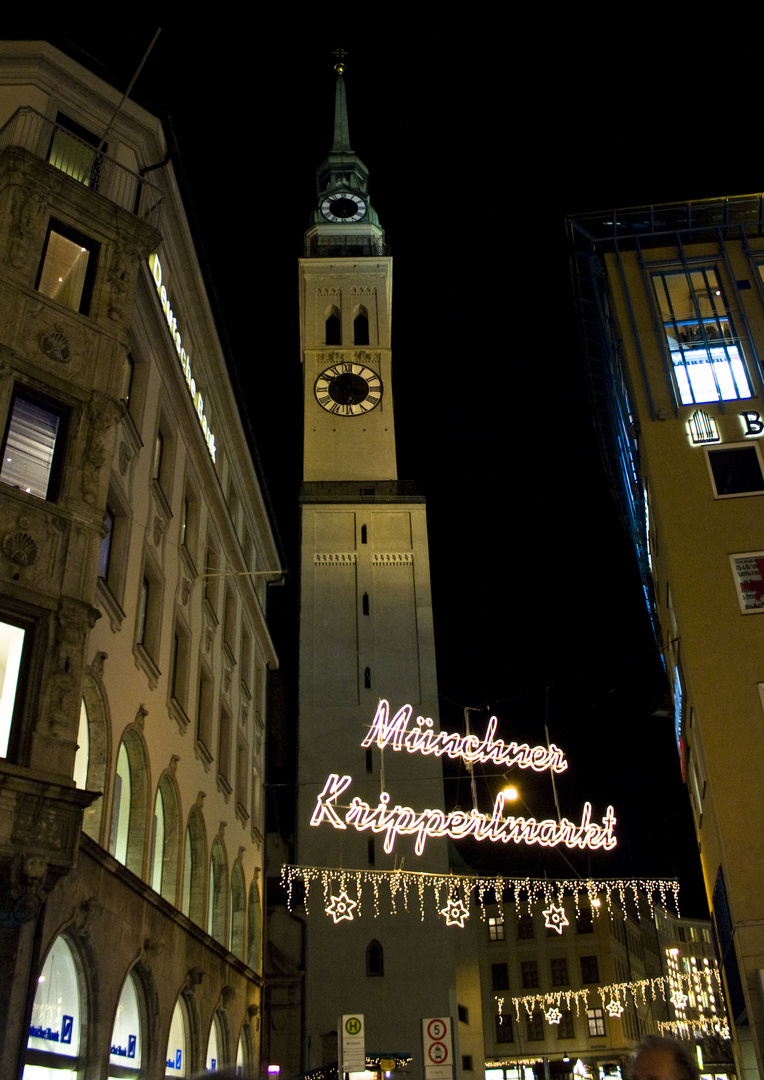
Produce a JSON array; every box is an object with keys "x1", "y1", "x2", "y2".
[{"x1": 0, "y1": 107, "x2": 163, "y2": 228}]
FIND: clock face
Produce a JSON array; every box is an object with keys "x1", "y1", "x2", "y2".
[
  {"x1": 320, "y1": 191, "x2": 367, "y2": 223},
  {"x1": 315, "y1": 363, "x2": 382, "y2": 416}
]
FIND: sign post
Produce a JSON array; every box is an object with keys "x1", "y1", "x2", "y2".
[
  {"x1": 340, "y1": 1014, "x2": 365, "y2": 1075},
  {"x1": 422, "y1": 1017, "x2": 453, "y2": 1080}
]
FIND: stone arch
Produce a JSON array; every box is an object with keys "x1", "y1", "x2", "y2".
[
  {"x1": 247, "y1": 873, "x2": 262, "y2": 973},
  {"x1": 208, "y1": 833, "x2": 228, "y2": 944},
  {"x1": 353, "y1": 304, "x2": 369, "y2": 345},
  {"x1": 79, "y1": 667, "x2": 111, "y2": 842},
  {"x1": 182, "y1": 800, "x2": 207, "y2": 926},
  {"x1": 229, "y1": 856, "x2": 246, "y2": 961},
  {"x1": 109, "y1": 718, "x2": 150, "y2": 878},
  {"x1": 151, "y1": 762, "x2": 182, "y2": 905},
  {"x1": 325, "y1": 304, "x2": 341, "y2": 345}
]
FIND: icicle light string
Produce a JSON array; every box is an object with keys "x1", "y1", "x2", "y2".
[{"x1": 281, "y1": 865, "x2": 680, "y2": 926}]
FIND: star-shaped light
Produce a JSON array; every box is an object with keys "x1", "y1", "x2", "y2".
[
  {"x1": 326, "y1": 891, "x2": 357, "y2": 922},
  {"x1": 542, "y1": 903, "x2": 569, "y2": 934},
  {"x1": 546, "y1": 1007, "x2": 562, "y2": 1025},
  {"x1": 670, "y1": 990, "x2": 688, "y2": 1009},
  {"x1": 440, "y1": 896, "x2": 469, "y2": 927},
  {"x1": 606, "y1": 999, "x2": 624, "y2": 1017}
]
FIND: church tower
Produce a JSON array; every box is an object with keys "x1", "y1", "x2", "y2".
[{"x1": 295, "y1": 62, "x2": 457, "y2": 1078}]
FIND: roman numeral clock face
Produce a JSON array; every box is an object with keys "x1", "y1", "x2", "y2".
[
  {"x1": 315, "y1": 363, "x2": 382, "y2": 416},
  {"x1": 320, "y1": 191, "x2": 367, "y2": 222}
]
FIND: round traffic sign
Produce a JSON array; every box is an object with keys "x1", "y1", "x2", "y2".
[
  {"x1": 428, "y1": 1042, "x2": 448, "y2": 1064},
  {"x1": 427, "y1": 1019, "x2": 447, "y2": 1040}
]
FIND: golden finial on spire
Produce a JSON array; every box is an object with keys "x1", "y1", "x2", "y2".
[{"x1": 332, "y1": 47, "x2": 347, "y2": 74}]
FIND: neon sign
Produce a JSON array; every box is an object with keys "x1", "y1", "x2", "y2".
[
  {"x1": 362, "y1": 700, "x2": 568, "y2": 772},
  {"x1": 310, "y1": 701, "x2": 616, "y2": 855},
  {"x1": 148, "y1": 254, "x2": 217, "y2": 463},
  {"x1": 311, "y1": 774, "x2": 616, "y2": 855}
]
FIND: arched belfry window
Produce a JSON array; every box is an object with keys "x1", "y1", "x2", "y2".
[
  {"x1": 354, "y1": 307, "x2": 369, "y2": 346},
  {"x1": 366, "y1": 938, "x2": 384, "y2": 976},
  {"x1": 325, "y1": 306, "x2": 341, "y2": 345}
]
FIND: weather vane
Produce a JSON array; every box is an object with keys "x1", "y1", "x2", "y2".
[{"x1": 332, "y1": 47, "x2": 347, "y2": 74}]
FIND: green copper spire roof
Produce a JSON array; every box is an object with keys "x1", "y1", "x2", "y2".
[{"x1": 332, "y1": 70, "x2": 352, "y2": 155}]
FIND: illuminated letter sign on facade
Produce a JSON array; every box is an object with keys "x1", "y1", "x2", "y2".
[
  {"x1": 311, "y1": 702, "x2": 617, "y2": 855},
  {"x1": 148, "y1": 254, "x2": 217, "y2": 463}
]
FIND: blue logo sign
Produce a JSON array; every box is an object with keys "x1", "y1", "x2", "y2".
[{"x1": 61, "y1": 1016, "x2": 73, "y2": 1044}]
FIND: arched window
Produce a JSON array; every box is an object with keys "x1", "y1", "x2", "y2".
[
  {"x1": 247, "y1": 878, "x2": 262, "y2": 972},
  {"x1": 26, "y1": 934, "x2": 82, "y2": 1072},
  {"x1": 79, "y1": 673, "x2": 110, "y2": 842},
  {"x1": 353, "y1": 306, "x2": 369, "y2": 345},
  {"x1": 151, "y1": 772, "x2": 181, "y2": 903},
  {"x1": 325, "y1": 307, "x2": 341, "y2": 345},
  {"x1": 165, "y1": 995, "x2": 190, "y2": 1077},
  {"x1": 208, "y1": 838, "x2": 228, "y2": 943},
  {"x1": 229, "y1": 860, "x2": 246, "y2": 960},
  {"x1": 206, "y1": 1010, "x2": 229, "y2": 1072},
  {"x1": 181, "y1": 806, "x2": 207, "y2": 925},
  {"x1": 366, "y1": 939, "x2": 384, "y2": 976},
  {"x1": 109, "y1": 968, "x2": 143, "y2": 1075},
  {"x1": 109, "y1": 730, "x2": 149, "y2": 876}
]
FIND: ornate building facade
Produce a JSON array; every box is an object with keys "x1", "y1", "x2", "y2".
[{"x1": 0, "y1": 41, "x2": 281, "y2": 1078}]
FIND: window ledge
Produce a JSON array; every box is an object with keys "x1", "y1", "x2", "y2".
[
  {"x1": 97, "y1": 577, "x2": 125, "y2": 633},
  {"x1": 235, "y1": 801, "x2": 249, "y2": 827},
  {"x1": 133, "y1": 642, "x2": 160, "y2": 689},
  {"x1": 217, "y1": 773, "x2": 232, "y2": 802},
  {"x1": 169, "y1": 696, "x2": 190, "y2": 735},
  {"x1": 151, "y1": 478, "x2": 172, "y2": 522},
  {"x1": 180, "y1": 543, "x2": 197, "y2": 580},
  {"x1": 194, "y1": 738, "x2": 213, "y2": 771}
]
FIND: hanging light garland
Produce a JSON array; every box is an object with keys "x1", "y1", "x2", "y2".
[
  {"x1": 658, "y1": 1018, "x2": 730, "y2": 1040},
  {"x1": 281, "y1": 865, "x2": 680, "y2": 927},
  {"x1": 501, "y1": 968, "x2": 722, "y2": 1022}
]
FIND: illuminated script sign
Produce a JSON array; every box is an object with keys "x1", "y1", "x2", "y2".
[{"x1": 310, "y1": 700, "x2": 617, "y2": 855}]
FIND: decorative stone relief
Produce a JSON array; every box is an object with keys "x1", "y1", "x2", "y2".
[
  {"x1": 314, "y1": 553, "x2": 356, "y2": 566},
  {"x1": 118, "y1": 440, "x2": 133, "y2": 476},
  {"x1": 372, "y1": 553, "x2": 414, "y2": 566},
  {"x1": 181, "y1": 578, "x2": 192, "y2": 606},
  {"x1": 91, "y1": 651, "x2": 107, "y2": 676},
  {"x1": 106, "y1": 241, "x2": 136, "y2": 323},
  {"x1": 8, "y1": 178, "x2": 48, "y2": 272},
  {"x1": 73, "y1": 894, "x2": 103, "y2": 932},
  {"x1": 133, "y1": 705, "x2": 148, "y2": 734},
  {"x1": 81, "y1": 391, "x2": 122, "y2": 505},
  {"x1": 153, "y1": 515, "x2": 165, "y2": 547},
  {"x1": 317, "y1": 287, "x2": 340, "y2": 296},
  {"x1": 350, "y1": 286, "x2": 377, "y2": 295},
  {"x1": 39, "y1": 325, "x2": 71, "y2": 363},
  {"x1": 49, "y1": 598, "x2": 100, "y2": 738},
  {"x1": 0, "y1": 853, "x2": 49, "y2": 927},
  {"x1": 168, "y1": 754, "x2": 180, "y2": 776},
  {"x1": 2, "y1": 529, "x2": 39, "y2": 566}
]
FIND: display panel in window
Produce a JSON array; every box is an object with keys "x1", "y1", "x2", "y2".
[
  {"x1": 0, "y1": 389, "x2": 68, "y2": 500},
  {"x1": 653, "y1": 267, "x2": 752, "y2": 405},
  {"x1": 37, "y1": 220, "x2": 98, "y2": 314}
]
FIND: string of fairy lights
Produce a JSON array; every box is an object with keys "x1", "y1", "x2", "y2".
[
  {"x1": 280, "y1": 865, "x2": 681, "y2": 927},
  {"x1": 500, "y1": 968, "x2": 723, "y2": 1026}
]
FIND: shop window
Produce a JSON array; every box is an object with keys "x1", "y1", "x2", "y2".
[
  {"x1": 109, "y1": 969, "x2": 142, "y2": 1074},
  {"x1": 551, "y1": 957, "x2": 569, "y2": 986},
  {"x1": 354, "y1": 307, "x2": 369, "y2": 345},
  {"x1": 37, "y1": 219, "x2": 98, "y2": 314},
  {"x1": 247, "y1": 879, "x2": 262, "y2": 973},
  {"x1": 706, "y1": 444, "x2": 764, "y2": 497},
  {"x1": 494, "y1": 1014, "x2": 514, "y2": 1043},
  {"x1": 366, "y1": 939, "x2": 384, "y2": 977},
  {"x1": 229, "y1": 860, "x2": 246, "y2": 961},
  {"x1": 491, "y1": 963, "x2": 509, "y2": 991},
  {"x1": 0, "y1": 388, "x2": 69, "y2": 500},
  {"x1": 325, "y1": 307, "x2": 341, "y2": 345},
  {"x1": 581, "y1": 955, "x2": 600, "y2": 983},
  {"x1": 48, "y1": 112, "x2": 103, "y2": 189},
  {"x1": 206, "y1": 1012, "x2": 228, "y2": 1073},
  {"x1": 182, "y1": 807, "x2": 207, "y2": 926},
  {"x1": 487, "y1": 916, "x2": 504, "y2": 941},
  {"x1": 520, "y1": 960, "x2": 539, "y2": 988},
  {"x1": 526, "y1": 1010, "x2": 544, "y2": 1041},
  {"x1": 586, "y1": 1008, "x2": 605, "y2": 1037},
  {"x1": 165, "y1": 995, "x2": 190, "y2": 1077},
  {"x1": 653, "y1": 267, "x2": 752, "y2": 405},
  {"x1": 236, "y1": 1025, "x2": 254, "y2": 1078},
  {"x1": 25, "y1": 934, "x2": 81, "y2": 1072}
]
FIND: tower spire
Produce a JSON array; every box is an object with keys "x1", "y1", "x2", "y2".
[{"x1": 305, "y1": 56, "x2": 385, "y2": 257}]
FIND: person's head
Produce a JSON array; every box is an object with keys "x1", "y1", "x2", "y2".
[{"x1": 629, "y1": 1035, "x2": 699, "y2": 1080}]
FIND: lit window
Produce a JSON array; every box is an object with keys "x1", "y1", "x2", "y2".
[
  {"x1": 151, "y1": 786, "x2": 166, "y2": 894},
  {"x1": 27, "y1": 935, "x2": 81, "y2": 1066},
  {"x1": 166, "y1": 996, "x2": 189, "y2": 1077},
  {"x1": 206, "y1": 1012, "x2": 224, "y2": 1073},
  {"x1": 0, "y1": 390, "x2": 68, "y2": 500},
  {"x1": 110, "y1": 741, "x2": 132, "y2": 865},
  {"x1": 110, "y1": 971, "x2": 142, "y2": 1073},
  {"x1": 487, "y1": 916, "x2": 505, "y2": 941},
  {"x1": 653, "y1": 268, "x2": 751, "y2": 405},
  {"x1": 586, "y1": 1008, "x2": 605, "y2": 1037},
  {"x1": 0, "y1": 619, "x2": 25, "y2": 759},
  {"x1": 37, "y1": 220, "x2": 97, "y2": 314},
  {"x1": 48, "y1": 113, "x2": 103, "y2": 189},
  {"x1": 73, "y1": 698, "x2": 89, "y2": 790}
]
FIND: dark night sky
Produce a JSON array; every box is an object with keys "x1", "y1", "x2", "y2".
[{"x1": 14, "y1": 21, "x2": 760, "y2": 915}]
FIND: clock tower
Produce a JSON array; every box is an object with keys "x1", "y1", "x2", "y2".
[{"x1": 294, "y1": 63, "x2": 458, "y2": 1078}]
